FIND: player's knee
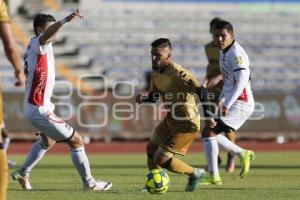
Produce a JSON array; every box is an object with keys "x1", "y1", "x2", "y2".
[
  {"x1": 67, "y1": 132, "x2": 83, "y2": 148},
  {"x1": 201, "y1": 125, "x2": 215, "y2": 138},
  {"x1": 40, "y1": 134, "x2": 56, "y2": 149}
]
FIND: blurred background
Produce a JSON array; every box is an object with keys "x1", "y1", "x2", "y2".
[{"x1": 1, "y1": 0, "x2": 300, "y2": 143}]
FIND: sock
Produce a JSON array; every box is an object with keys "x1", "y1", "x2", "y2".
[
  {"x1": 166, "y1": 157, "x2": 194, "y2": 176},
  {"x1": 0, "y1": 145, "x2": 8, "y2": 200},
  {"x1": 203, "y1": 144, "x2": 212, "y2": 172},
  {"x1": 70, "y1": 146, "x2": 94, "y2": 187},
  {"x1": 2, "y1": 137, "x2": 10, "y2": 151},
  {"x1": 203, "y1": 137, "x2": 219, "y2": 176},
  {"x1": 20, "y1": 140, "x2": 48, "y2": 177},
  {"x1": 216, "y1": 134, "x2": 243, "y2": 155}
]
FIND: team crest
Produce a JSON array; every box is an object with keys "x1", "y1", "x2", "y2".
[{"x1": 235, "y1": 56, "x2": 243, "y2": 65}]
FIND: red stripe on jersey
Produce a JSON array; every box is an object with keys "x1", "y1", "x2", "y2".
[
  {"x1": 28, "y1": 54, "x2": 48, "y2": 106},
  {"x1": 238, "y1": 88, "x2": 248, "y2": 102}
]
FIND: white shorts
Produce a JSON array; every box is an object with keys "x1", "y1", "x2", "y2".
[
  {"x1": 220, "y1": 98, "x2": 255, "y2": 131},
  {"x1": 24, "y1": 104, "x2": 74, "y2": 142}
]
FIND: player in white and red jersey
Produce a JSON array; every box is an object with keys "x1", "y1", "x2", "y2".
[
  {"x1": 11, "y1": 10, "x2": 112, "y2": 191},
  {"x1": 196, "y1": 21, "x2": 255, "y2": 189}
]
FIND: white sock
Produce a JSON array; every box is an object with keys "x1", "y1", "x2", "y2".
[
  {"x1": 20, "y1": 140, "x2": 48, "y2": 177},
  {"x1": 2, "y1": 137, "x2": 10, "y2": 151},
  {"x1": 203, "y1": 136, "x2": 219, "y2": 176},
  {"x1": 216, "y1": 134, "x2": 243, "y2": 155},
  {"x1": 70, "y1": 146, "x2": 94, "y2": 187}
]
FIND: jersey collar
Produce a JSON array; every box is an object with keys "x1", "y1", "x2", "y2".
[{"x1": 222, "y1": 39, "x2": 235, "y2": 54}]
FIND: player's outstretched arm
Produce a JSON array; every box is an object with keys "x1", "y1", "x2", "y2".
[
  {"x1": 40, "y1": 9, "x2": 83, "y2": 45},
  {"x1": 196, "y1": 86, "x2": 216, "y2": 128},
  {"x1": 136, "y1": 92, "x2": 160, "y2": 104}
]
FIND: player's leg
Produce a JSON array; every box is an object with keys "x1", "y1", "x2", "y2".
[
  {"x1": 12, "y1": 133, "x2": 55, "y2": 190},
  {"x1": 0, "y1": 133, "x2": 8, "y2": 200},
  {"x1": 2, "y1": 127, "x2": 16, "y2": 167},
  {"x1": 0, "y1": 92, "x2": 8, "y2": 200},
  {"x1": 224, "y1": 130, "x2": 236, "y2": 172},
  {"x1": 65, "y1": 131, "x2": 112, "y2": 191},
  {"x1": 146, "y1": 141, "x2": 159, "y2": 170},
  {"x1": 217, "y1": 101, "x2": 255, "y2": 178},
  {"x1": 201, "y1": 125, "x2": 222, "y2": 185}
]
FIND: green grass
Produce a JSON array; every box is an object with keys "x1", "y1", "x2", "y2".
[{"x1": 8, "y1": 152, "x2": 300, "y2": 200}]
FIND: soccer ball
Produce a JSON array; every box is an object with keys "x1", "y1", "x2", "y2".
[{"x1": 145, "y1": 169, "x2": 169, "y2": 194}]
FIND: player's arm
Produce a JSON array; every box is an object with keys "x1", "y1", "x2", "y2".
[
  {"x1": 136, "y1": 77, "x2": 160, "y2": 104},
  {"x1": 0, "y1": 22, "x2": 25, "y2": 86},
  {"x1": 179, "y1": 69, "x2": 216, "y2": 126},
  {"x1": 223, "y1": 55, "x2": 250, "y2": 109},
  {"x1": 39, "y1": 9, "x2": 83, "y2": 45},
  {"x1": 195, "y1": 86, "x2": 214, "y2": 118}
]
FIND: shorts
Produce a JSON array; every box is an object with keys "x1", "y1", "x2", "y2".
[
  {"x1": 24, "y1": 104, "x2": 74, "y2": 142},
  {"x1": 219, "y1": 98, "x2": 255, "y2": 131},
  {"x1": 151, "y1": 116, "x2": 200, "y2": 155}
]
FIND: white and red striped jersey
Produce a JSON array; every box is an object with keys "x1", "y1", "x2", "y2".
[
  {"x1": 24, "y1": 36, "x2": 55, "y2": 112},
  {"x1": 219, "y1": 40, "x2": 253, "y2": 109}
]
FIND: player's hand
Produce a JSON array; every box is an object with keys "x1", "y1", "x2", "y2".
[
  {"x1": 218, "y1": 101, "x2": 228, "y2": 116},
  {"x1": 206, "y1": 118, "x2": 217, "y2": 128},
  {"x1": 14, "y1": 70, "x2": 25, "y2": 87},
  {"x1": 206, "y1": 75, "x2": 223, "y2": 89},
  {"x1": 65, "y1": 9, "x2": 83, "y2": 23},
  {"x1": 136, "y1": 94, "x2": 146, "y2": 104}
]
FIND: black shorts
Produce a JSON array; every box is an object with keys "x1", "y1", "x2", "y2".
[{"x1": 213, "y1": 118, "x2": 235, "y2": 134}]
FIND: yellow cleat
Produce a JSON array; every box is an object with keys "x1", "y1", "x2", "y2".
[
  {"x1": 239, "y1": 150, "x2": 255, "y2": 178},
  {"x1": 199, "y1": 174, "x2": 222, "y2": 186}
]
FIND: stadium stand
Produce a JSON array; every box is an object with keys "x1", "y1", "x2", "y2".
[{"x1": 0, "y1": 0, "x2": 300, "y2": 139}]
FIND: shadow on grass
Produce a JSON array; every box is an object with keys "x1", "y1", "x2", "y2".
[{"x1": 10, "y1": 164, "x2": 300, "y2": 170}]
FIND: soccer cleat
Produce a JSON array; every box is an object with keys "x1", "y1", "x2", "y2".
[
  {"x1": 84, "y1": 180, "x2": 112, "y2": 191},
  {"x1": 185, "y1": 168, "x2": 205, "y2": 192},
  {"x1": 11, "y1": 170, "x2": 32, "y2": 190},
  {"x1": 140, "y1": 186, "x2": 147, "y2": 192},
  {"x1": 199, "y1": 174, "x2": 222, "y2": 186},
  {"x1": 239, "y1": 150, "x2": 255, "y2": 178},
  {"x1": 8, "y1": 159, "x2": 16, "y2": 168},
  {"x1": 225, "y1": 153, "x2": 235, "y2": 173}
]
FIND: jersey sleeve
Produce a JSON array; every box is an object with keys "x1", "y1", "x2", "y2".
[
  {"x1": 224, "y1": 52, "x2": 250, "y2": 108},
  {"x1": 0, "y1": 1, "x2": 10, "y2": 22},
  {"x1": 30, "y1": 36, "x2": 51, "y2": 55}
]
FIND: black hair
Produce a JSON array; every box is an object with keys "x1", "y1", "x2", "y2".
[
  {"x1": 213, "y1": 20, "x2": 234, "y2": 34},
  {"x1": 209, "y1": 17, "x2": 224, "y2": 33},
  {"x1": 151, "y1": 38, "x2": 172, "y2": 50},
  {"x1": 33, "y1": 14, "x2": 56, "y2": 35}
]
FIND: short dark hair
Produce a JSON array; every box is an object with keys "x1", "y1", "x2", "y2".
[
  {"x1": 33, "y1": 14, "x2": 56, "y2": 35},
  {"x1": 151, "y1": 38, "x2": 172, "y2": 50},
  {"x1": 213, "y1": 20, "x2": 234, "y2": 34},
  {"x1": 209, "y1": 17, "x2": 224, "y2": 33}
]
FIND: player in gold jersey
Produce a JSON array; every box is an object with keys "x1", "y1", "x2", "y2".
[
  {"x1": 136, "y1": 38, "x2": 216, "y2": 191},
  {"x1": 0, "y1": 0, "x2": 25, "y2": 199},
  {"x1": 203, "y1": 17, "x2": 236, "y2": 173}
]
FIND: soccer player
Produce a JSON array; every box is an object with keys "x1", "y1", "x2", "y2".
[
  {"x1": 203, "y1": 17, "x2": 236, "y2": 173},
  {"x1": 0, "y1": 0, "x2": 25, "y2": 199},
  {"x1": 136, "y1": 38, "x2": 216, "y2": 192},
  {"x1": 199, "y1": 20, "x2": 255, "y2": 188},
  {"x1": 11, "y1": 10, "x2": 112, "y2": 191}
]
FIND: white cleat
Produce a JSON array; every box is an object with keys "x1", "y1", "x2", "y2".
[
  {"x1": 84, "y1": 180, "x2": 112, "y2": 191},
  {"x1": 8, "y1": 159, "x2": 16, "y2": 167},
  {"x1": 11, "y1": 170, "x2": 32, "y2": 190}
]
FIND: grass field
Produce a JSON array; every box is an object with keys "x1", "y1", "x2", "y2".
[{"x1": 8, "y1": 152, "x2": 300, "y2": 200}]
